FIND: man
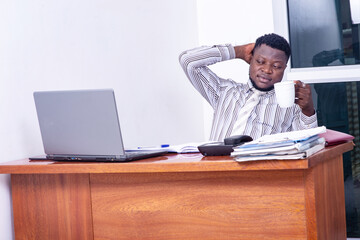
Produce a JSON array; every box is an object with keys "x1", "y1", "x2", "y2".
[{"x1": 179, "y1": 33, "x2": 317, "y2": 141}]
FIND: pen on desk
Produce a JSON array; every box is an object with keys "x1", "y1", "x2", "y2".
[{"x1": 138, "y1": 144, "x2": 170, "y2": 149}]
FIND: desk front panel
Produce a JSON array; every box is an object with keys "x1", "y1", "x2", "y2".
[
  {"x1": 11, "y1": 174, "x2": 93, "y2": 240},
  {"x1": 90, "y1": 171, "x2": 307, "y2": 240}
]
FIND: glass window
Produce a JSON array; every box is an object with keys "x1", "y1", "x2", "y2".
[{"x1": 287, "y1": 0, "x2": 360, "y2": 68}]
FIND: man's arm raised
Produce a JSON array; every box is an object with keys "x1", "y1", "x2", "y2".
[{"x1": 234, "y1": 43, "x2": 255, "y2": 64}]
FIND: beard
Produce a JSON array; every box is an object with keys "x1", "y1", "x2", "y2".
[{"x1": 249, "y1": 77, "x2": 275, "y2": 92}]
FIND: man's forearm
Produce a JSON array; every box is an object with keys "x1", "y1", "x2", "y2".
[
  {"x1": 179, "y1": 45, "x2": 235, "y2": 71},
  {"x1": 178, "y1": 44, "x2": 235, "y2": 108}
]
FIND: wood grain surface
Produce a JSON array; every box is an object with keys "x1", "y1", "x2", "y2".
[
  {"x1": 11, "y1": 174, "x2": 93, "y2": 240},
  {"x1": 0, "y1": 142, "x2": 353, "y2": 174},
  {"x1": 5, "y1": 143, "x2": 352, "y2": 240},
  {"x1": 304, "y1": 154, "x2": 346, "y2": 239},
  {"x1": 91, "y1": 171, "x2": 307, "y2": 240}
]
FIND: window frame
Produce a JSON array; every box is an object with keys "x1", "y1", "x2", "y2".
[{"x1": 272, "y1": 0, "x2": 360, "y2": 83}]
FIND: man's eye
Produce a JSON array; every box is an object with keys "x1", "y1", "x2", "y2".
[
  {"x1": 256, "y1": 60, "x2": 264, "y2": 64},
  {"x1": 273, "y1": 65, "x2": 282, "y2": 69}
]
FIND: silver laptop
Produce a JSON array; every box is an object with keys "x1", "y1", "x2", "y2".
[{"x1": 31, "y1": 89, "x2": 167, "y2": 162}]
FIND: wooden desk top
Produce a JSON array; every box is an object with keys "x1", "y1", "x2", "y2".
[{"x1": 0, "y1": 142, "x2": 353, "y2": 174}]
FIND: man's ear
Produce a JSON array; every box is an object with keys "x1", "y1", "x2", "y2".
[{"x1": 245, "y1": 55, "x2": 253, "y2": 65}]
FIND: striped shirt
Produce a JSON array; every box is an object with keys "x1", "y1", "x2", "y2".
[{"x1": 179, "y1": 44, "x2": 318, "y2": 141}]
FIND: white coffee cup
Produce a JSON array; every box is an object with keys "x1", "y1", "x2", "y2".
[{"x1": 274, "y1": 81, "x2": 295, "y2": 108}]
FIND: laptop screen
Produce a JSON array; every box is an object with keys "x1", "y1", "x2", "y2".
[{"x1": 34, "y1": 89, "x2": 126, "y2": 158}]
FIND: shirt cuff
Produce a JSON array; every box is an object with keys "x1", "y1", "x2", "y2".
[{"x1": 300, "y1": 112, "x2": 318, "y2": 128}]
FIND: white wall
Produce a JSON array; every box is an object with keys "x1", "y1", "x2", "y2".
[{"x1": 0, "y1": 1, "x2": 201, "y2": 239}]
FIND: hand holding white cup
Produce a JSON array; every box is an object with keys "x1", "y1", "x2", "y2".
[{"x1": 274, "y1": 81, "x2": 296, "y2": 108}]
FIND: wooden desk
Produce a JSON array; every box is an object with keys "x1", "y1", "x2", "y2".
[{"x1": 0, "y1": 142, "x2": 353, "y2": 240}]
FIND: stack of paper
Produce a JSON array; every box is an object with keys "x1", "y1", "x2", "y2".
[{"x1": 232, "y1": 126, "x2": 327, "y2": 162}]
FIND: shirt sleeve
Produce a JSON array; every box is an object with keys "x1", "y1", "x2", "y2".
[
  {"x1": 291, "y1": 105, "x2": 318, "y2": 130},
  {"x1": 179, "y1": 44, "x2": 236, "y2": 108}
]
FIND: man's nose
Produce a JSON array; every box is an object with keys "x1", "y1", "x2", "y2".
[{"x1": 262, "y1": 64, "x2": 273, "y2": 74}]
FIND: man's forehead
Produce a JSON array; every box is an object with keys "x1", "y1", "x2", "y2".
[{"x1": 253, "y1": 44, "x2": 288, "y2": 62}]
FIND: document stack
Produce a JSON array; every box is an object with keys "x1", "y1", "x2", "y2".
[{"x1": 231, "y1": 126, "x2": 327, "y2": 162}]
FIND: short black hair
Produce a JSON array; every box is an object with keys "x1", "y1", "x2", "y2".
[{"x1": 253, "y1": 33, "x2": 291, "y2": 60}]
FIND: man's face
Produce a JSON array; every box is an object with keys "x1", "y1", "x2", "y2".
[{"x1": 249, "y1": 44, "x2": 288, "y2": 91}]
